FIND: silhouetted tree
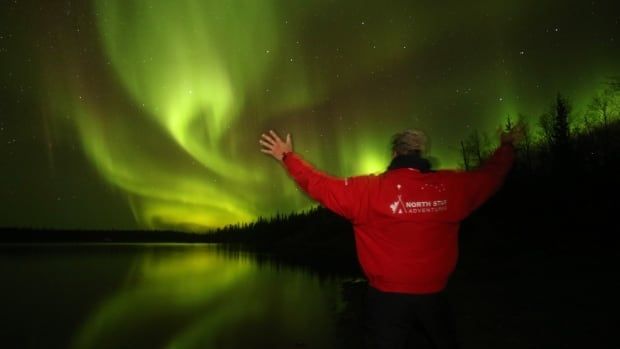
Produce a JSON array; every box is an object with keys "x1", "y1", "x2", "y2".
[
  {"x1": 581, "y1": 113, "x2": 596, "y2": 136},
  {"x1": 587, "y1": 89, "x2": 614, "y2": 128},
  {"x1": 516, "y1": 114, "x2": 534, "y2": 171},
  {"x1": 460, "y1": 140, "x2": 471, "y2": 170},
  {"x1": 552, "y1": 94, "x2": 571, "y2": 150},
  {"x1": 538, "y1": 111, "x2": 554, "y2": 148},
  {"x1": 461, "y1": 128, "x2": 499, "y2": 170},
  {"x1": 540, "y1": 94, "x2": 572, "y2": 171},
  {"x1": 460, "y1": 130, "x2": 482, "y2": 169}
]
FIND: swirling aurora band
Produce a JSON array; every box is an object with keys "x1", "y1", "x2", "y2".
[{"x1": 4, "y1": 0, "x2": 616, "y2": 230}]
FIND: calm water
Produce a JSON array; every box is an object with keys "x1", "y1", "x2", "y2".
[
  {"x1": 3, "y1": 242, "x2": 617, "y2": 348},
  {"x1": 0, "y1": 244, "x2": 353, "y2": 349}
]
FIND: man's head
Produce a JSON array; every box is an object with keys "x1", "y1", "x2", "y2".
[{"x1": 391, "y1": 129, "x2": 428, "y2": 157}]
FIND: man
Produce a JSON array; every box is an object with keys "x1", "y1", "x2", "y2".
[{"x1": 259, "y1": 126, "x2": 523, "y2": 348}]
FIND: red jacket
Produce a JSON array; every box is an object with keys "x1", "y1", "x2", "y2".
[{"x1": 283, "y1": 144, "x2": 515, "y2": 294}]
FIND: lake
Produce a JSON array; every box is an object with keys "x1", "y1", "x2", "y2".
[
  {"x1": 1, "y1": 240, "x2": 617, "y2": 348},
  {"x1": 0, "y1": 244, "x2": 360, "y2": 349}
]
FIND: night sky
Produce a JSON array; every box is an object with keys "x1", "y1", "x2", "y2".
[{"x1": 1, "y1": 0, "x2": 618, "y2": 231}]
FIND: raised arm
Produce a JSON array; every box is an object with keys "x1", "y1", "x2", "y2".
[
  {"x1": 259, "y1": 130, "x2": 364, "y2": 221},
  {"x1": 457, "y1": 123, "x2": 524, "y2": 216}
]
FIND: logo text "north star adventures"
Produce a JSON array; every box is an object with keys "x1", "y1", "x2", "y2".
[{"x1": 390, "y1": 195, "x2": 448, "y2": 214}]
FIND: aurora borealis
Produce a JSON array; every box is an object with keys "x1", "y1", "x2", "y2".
[{"x1": 1, "y1": 0, "x2": 619, "y2": 231}]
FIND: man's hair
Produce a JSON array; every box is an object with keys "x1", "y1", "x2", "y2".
[{"x1": 391, "y1": 129, "x2": 427, "y2": 156}]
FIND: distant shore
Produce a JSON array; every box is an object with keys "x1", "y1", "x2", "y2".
[{"x1": 0, "y1": 228, "x2": 213, "y2": 243}]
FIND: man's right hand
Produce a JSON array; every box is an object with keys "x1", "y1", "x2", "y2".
[{"x1": 259, "y1": 130, "x2": 293, "y2": 162}]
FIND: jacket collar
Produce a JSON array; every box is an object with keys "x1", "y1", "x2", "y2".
[{"x1": 387, "y1": 154, "x2": 432, "y2": 173}]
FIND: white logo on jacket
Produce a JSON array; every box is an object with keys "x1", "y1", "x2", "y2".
[
  {"x1": 389, "y1": 183, "x2": 449, "y2": 214},
  {"x1": 390, "y1": 195, "x2": 407, "y2": 214}
]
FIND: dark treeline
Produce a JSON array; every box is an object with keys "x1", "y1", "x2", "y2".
[{"x1": 2, "y1": 82, "x2": 618, "y2": 275}]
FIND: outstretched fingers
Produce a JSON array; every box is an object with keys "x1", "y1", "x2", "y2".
[
  {"x1": 259, "y1": 139, "x2": 273, "y2": 150},
  {"x1": 261, "y1": 133, "x2": 276, "y2": 145},
  {"x1": 269, "y1": 130, "x2": 283, "y2": 144}
]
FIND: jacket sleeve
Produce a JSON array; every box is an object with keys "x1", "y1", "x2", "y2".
[
  {"x1": 456, "y1": 143, "x2": 515, "y2": 216},
  {"x1": 282, "y1": 152, "x2": 365, "y2": 221}
]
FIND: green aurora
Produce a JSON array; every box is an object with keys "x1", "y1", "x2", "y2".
[{"x1": 1, "y1": 0, "x2": 618, "y2": 230}]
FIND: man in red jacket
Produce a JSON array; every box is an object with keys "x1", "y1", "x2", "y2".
[{"x1": 260, "y1": 126, "x2": 523, "y2": 349}]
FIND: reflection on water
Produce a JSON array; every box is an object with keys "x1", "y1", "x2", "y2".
[{"x1": 0, "y1": 244, "x2": 349, "y2": 349}]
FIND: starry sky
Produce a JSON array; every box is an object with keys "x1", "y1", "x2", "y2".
[{"x1": 1, "y1": 0, "x2": 618, "y2": 231}]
